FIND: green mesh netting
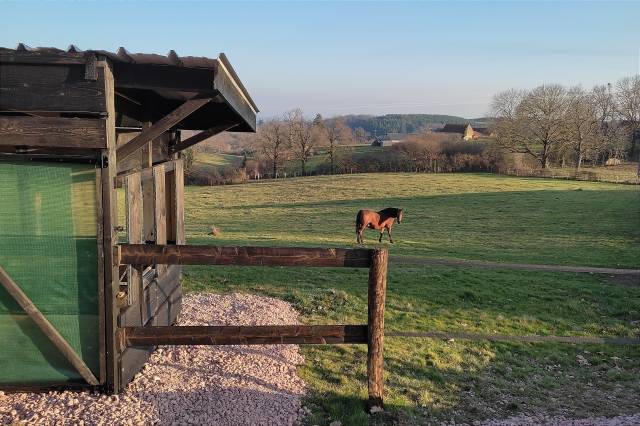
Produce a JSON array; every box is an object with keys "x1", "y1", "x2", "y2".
[{"x1": 0, "y1": 161, "x2": 100, "y2": 384}]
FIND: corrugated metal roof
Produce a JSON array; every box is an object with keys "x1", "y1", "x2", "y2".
[{"x1": 2, "y1": 44, "x2": 258, "y2": 112}]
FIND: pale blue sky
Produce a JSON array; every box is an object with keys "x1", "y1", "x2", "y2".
[{"x1": 1, "y1": 1, "x2": 639, "y2": 118}]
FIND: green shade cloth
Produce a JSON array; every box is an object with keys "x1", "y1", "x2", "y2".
[{"x1": 0, "y1": 161, "x2": 100, "y2": 384}]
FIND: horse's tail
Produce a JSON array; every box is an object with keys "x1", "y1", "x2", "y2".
[{"x1": 355, "y1": 210, "x2": 364, "y2": 233}]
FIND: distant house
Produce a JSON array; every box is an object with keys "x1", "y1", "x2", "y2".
[
  {"x1": 371, "y1": 137, "x2": 384, "y2": 147},
  {"x1": 440, "y1": 124, "x2": 492, "y2": 141},
  {"x1": 440, "y1": 124, "x2": 474, "y2": 140}
]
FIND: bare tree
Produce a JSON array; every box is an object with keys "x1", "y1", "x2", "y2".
[
  {"x1": 564, "y1": 86, "x2": 598, "y2": 170},
  {"x1": 353, "y1": 127, "x2": 369, "y2": 144},
  {"x1": 616, "y1": 75, "x2": 640, "y2": 127},
  {"x1": 491, "y1": 88, "x2": 527, "y2": 152},
  {"x1": 257, "y1": 119, "x2": 288, "y2": 178},
  {"x1": 592, "y1": 84, "x2": 629, "y2": 163},
  {"x1": 284, "y1": 109, "x2": 316, "y2": 175},
  {"x1": 615, "y1": 76, "x2": 640, "y2": 171},
  {"x1": 492, "y1": 85, "x2": 569, "y2": 168},
  {"x1": 322, "y1": 120, "x2": 353, "y2": 174}
]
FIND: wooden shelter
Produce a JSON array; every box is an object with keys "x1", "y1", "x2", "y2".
[{"x1": 0, "y1": 45, "x2": 388, "y2": 409}]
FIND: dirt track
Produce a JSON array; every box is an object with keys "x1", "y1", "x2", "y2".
[{"x1": 391, "y1": 255, "x2": 640, "y2": 276}]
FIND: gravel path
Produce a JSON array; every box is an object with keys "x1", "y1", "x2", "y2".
[{"x1": 0, "y1": 293, "x2": 307, "y2": 425}]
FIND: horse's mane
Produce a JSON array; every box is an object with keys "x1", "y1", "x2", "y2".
[{"x1": 378, "y1": 207, "x2": 400, "y2": 217}]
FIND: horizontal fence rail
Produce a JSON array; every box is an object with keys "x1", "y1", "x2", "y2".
[
  {"x1": 117, "y1": 244, "x2": 374, "y2": 268},
  {"x1": 120, "y1": 325, "x2": 368, "y2": 348},
  {"x1": 387, "y1": 331, "x2": 640, "y2": 346},
  {"x1": 118, "y1": 244, "x2": 388, "y2": 410}
]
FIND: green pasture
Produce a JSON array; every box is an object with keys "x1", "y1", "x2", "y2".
[
  {"x1": 184, "y1": 173, "x2": 639, "y2": 268},
  {"x1": 192, "y1": 152, "x2": 243, "y2": 174},
  {"x1": 128, "y1": 172, "x2": 640, "y2": 424}
]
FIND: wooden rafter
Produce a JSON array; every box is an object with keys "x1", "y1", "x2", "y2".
[
  {"x1": 170, "y1": 122, "x2": 239, "y2": 153},
  {"x1": 116, "y1": 98, "x2": 212, "y2": 162},
  {"x1": 0, "y1": 266, "x2": 99, "y2": 386}
]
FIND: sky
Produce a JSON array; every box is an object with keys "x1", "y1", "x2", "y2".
[{"x1": 1, "y1": 1, "x2": 639, "y2": 119}]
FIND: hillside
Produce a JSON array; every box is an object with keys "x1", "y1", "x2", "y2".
[{"x1": 328, "y1": 114, "x2": 490, "y2": 134}]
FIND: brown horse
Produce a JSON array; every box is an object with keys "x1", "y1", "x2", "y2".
[{"x1": 356, "y1": 208, "x2": 403, "y2": 244}]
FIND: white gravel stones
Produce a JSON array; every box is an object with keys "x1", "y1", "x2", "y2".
[{"x1": 0, "y1": 293, "x2": 307, "y2": 425}]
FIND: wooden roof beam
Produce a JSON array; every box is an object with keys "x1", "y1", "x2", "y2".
[
  {"x1": 116, "y1": 97, "x2": 212, "y2": 162},
  {"x1": 170, "y1": 122, "x2": 239, "y2": 153}
]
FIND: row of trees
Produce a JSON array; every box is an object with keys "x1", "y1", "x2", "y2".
[
  {"x1": 491, "y1": 75, "x2": 640, "y2": 169},
  {"x1": 332, "y1": 114, "x2": 478, "y2": 135},
  {"x1": 258, "y1": 109, "x2": 356, "y2": 177}
]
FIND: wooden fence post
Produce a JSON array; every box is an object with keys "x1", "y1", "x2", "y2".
[{"x1": 367, "y1": 248, "x2": 388, "y2": 411}]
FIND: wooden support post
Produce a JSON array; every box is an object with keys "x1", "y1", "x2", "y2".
[
  {"x1": 367, "y1": 248, "x2": 388, "y2": 411},
  {"x1": 99, "y1": 59, "x2": 120, "y2": 393},
  {"x1": 0, "y1": 267, "x2": 99, "y2": 386}
]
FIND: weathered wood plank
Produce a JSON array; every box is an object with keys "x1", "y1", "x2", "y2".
[
  {"x1": 116, "y1": 98, "x2": 212, "y2": 162},
  {"x1": 0, "y1": 116, "x2": 106, "y2": 148},
  {"x1": 122, "y1": 325, "x2": 368, "y2": 347},
  {"x1": 0, "y1": 267, "x2": 99, "y2": 385},
  {"x1": 367, "y1": 248, "x2": 388, "y2": 411},
  {"x1": 118, "y1": 245, "x2": 373, "y2": 268},
  {"x1": 153, "y1": 165, "x2": 167, "y2": 246},
  {"x1": 142, "y1": 177, "x2": 155, "y2": 244},
  {"x1": 214, "y1": 58, "x2": 257, "y2": 131},
  {"x1": 0, "y1": 63, "x2": 106, "y2": 112},
  {"x1": 165, "y1": 167, "x2": 177, "y2": 243},
  {"x1": 125, "y1": 173, "x2": 143, "y2": 308},
  {"x1": 174, "y1": 160, "x2": 185, "y2": 245},
  {"x1": 153, "y1": 165, "x2": 167, "y2": 275}
]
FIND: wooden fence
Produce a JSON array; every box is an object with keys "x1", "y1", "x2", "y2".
[{"x1": 117, "y1": 244, "x2": 388, "y2": 410}]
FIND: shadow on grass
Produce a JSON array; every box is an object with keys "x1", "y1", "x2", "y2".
[
  {"x1": 182, "y1": 264, "x2": 640, "y2": 424},
  {"x1": 302, "y1": 340, "x2": 640, "y2": 425}
]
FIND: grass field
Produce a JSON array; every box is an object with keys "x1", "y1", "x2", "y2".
[
  {"x1": 121, "y1": 173, "x2": 639, "y2": 424},
  {"x1": 192, "y1": 152, "x2": 243, "y2": 175}
]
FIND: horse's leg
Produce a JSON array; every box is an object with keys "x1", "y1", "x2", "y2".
[
  {"x1": 378, "y1": 228, "x2": 384, "y2": 243},
  {"x1": 387, "y1": 227, "x2": 394, "y2": 244}
]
